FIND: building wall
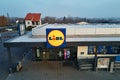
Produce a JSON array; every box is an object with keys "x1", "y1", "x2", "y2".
[
  {"x1": 25, "y1": 20, "x2": 32, "y2": 28},
  {"x1": 39, "y1": 18, "x2": 42, "y2": 25},
  {"x1": 32, "y1": 26, "x2": 120, "y2": 36},
  {"x1": 25, "y1": 20, "x2": 42, "y2": 28},
  {"x1": 75, "y1": 28, "x2": 96, "y2": 35},
  {"x1": 77, "y1": 46, "x2": 88, "y2": 58}
]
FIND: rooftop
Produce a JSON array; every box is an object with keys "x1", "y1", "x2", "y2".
[
  {"x1": 32, "y1": 24, "x2": 120, "y2": 36},
  {"x1": 4, "y1": 24, "x2": 120, "y2": 47},
  {"x1": 25, "y1": 13, "x2": 41, "y2": 22},
  {"x1": 5, "y1": 24, "x2": 120, "y2": 43}
]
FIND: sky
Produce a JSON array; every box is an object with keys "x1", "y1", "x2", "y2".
[{"x1": 0, "y1": 0, "x2": 120, "y2": 18}]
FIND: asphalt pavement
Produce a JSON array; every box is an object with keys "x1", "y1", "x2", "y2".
[
  {"x1": 0, "y1": 31, "x2": 31, "y2": 80},
  {"x1": 6, "y1": 61, "x2": 120, "y2": 80}
]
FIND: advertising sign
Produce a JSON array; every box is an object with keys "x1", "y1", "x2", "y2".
[
  {"x1": 18, "y1": 24, "x2": 26, "y2": 36},
  {"x1": 64, "y1": 49, "x2": 70, "y2": 60},
  {"x1": 97, "y1": 58, "x2": 110, "y2": 68},
  {"x1": 46, "y1": 28, "x2": 66, "y2": 48},
  {"x1": 116, "y1": 56, "x2": 120, "y2": 62}
]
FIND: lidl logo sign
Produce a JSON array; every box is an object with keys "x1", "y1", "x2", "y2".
[
  {"x1": 48, "y1": 30, "x2": 64, "y2": 46},
  {"x1": 46, "y1": 28, "x2": 66, "y2": 48}
]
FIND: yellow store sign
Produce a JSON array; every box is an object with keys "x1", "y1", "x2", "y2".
[{"x1": 46, "y1": 28, "x2": 66, "y2": 48}]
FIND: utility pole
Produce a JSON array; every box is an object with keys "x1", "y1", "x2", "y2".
[
  {"x1": 2, "y1": 15, "x2": 4, "y2": 27},
  {"x1": 7, "y1": 13, "x2": 10, "y2": 25}
]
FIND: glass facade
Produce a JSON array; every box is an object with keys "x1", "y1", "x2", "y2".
[
  {"x1": 88, "y1": 46, "x2": 120, "y2": 54},
  {"x1": 34, "y1": 47, "x2": 77, "y2": 61}
]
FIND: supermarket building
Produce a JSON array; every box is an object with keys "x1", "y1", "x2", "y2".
[{"x1": 4, "y1": 24, "x2": 120, "y2": 71}]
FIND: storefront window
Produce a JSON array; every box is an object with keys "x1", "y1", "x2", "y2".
[
  {"x1": 88, "y1": 46, "x2": 96, "y2": 54},
  {"x1": 107, "y1": 46, "x2": 120, "y2": 54},
  {"x1": 88, "y1": 46, "x2": 120, "y2": 54},
  {"x1": 97, "y1": 46, "x2": 107, "y2": 54},
  {"x1": 64, "y1": 49, "x2": 70, "y2": 60}
]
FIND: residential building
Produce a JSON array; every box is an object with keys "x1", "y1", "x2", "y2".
[{"x1": 25, "y1": 13, "x2": 41, "y2": 28}]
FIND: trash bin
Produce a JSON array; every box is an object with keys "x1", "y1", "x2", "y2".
[
  {"x1": 9, "y1": 61, "x2": 22, "y2": 73},
  {"x1": 16, "y1": 61, "x2": 22, "y2": 72},
  {"x1": 110, "y1": 62, "x2": 114, "y2": 73}
]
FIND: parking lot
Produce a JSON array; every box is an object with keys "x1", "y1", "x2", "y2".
[
  {"x1": 0, "y1": 31, "x2": 30, "y2": 80},
  {"x1": 6, "y1": 60, "x2": 120, "y2": 80}
]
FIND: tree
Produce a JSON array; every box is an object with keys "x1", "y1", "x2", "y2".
[
  {"x1": 0, "y1": 15, "x2": 8, "y2": 27},
  {"x1": 43, "y1": 16, "x2": 56, "y2": 24},
  {"x1": 63, "y1": 16, "x2": 66, "y2": 23}
]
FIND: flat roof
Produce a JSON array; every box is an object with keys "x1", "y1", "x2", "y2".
[
  {"x1": 32, "y1": 24, "x2": 120, "y2": 36},
  {"x1": 5, "y1": 32, "x2": 120, "y2": 43},
  {"x1": 37, "y1": 24, "x2": 120, "y2": 28},
  {"x1": 4, "y1": 24, "x2": 120, "y2": 47}
]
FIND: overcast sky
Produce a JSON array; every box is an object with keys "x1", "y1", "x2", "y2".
[{"x1": 0, "y1": 0, "x2": 120, "y2": 18}]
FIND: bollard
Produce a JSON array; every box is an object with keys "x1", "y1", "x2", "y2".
[
  {"x1": 110, "y1": 62, "x2": 114, "y2": 73},
  {"x1": 9, "y1": 68, "x2": 13, "y2": 73},
  {"x1": 16, "y1": 65, "x2": 19, "y2": 72},
  {"x1": 18, "y1": 61, "x2": 22, "y2": 68}
]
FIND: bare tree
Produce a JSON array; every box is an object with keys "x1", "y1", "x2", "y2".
[{"x1": 0, "y1": 15, "x2": 8, "y2": 27}]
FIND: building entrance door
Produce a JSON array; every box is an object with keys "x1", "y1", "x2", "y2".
[
  {"x1": 42, "y1": 49, "x2": 64, "y2": 61},
  {"x1": 34, "y1": 47, "x2": 77, "y2": 62},
  {"x1": 42, "y1": 51, "x2": 49, "y2": 61}
]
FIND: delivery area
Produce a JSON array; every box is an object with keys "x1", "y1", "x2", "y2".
[{"x1": 3, "y1": 24, "x2": 120, "y2": 72}]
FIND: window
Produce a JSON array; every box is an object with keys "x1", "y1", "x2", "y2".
[
  {"x1": 80, "y1": 52, "x2": 84, "y2": 55},
  {"x1": 88, "y1": 46, "x2": 120, "y2": 54},
  {"x1": 32, "y1": 21, "x2": 35, "y2": 25},
  {"x1": 36, "y1": 22, "x2": 38, "y2": 25},
  {"x1": 28, "y1": 22, "x2": 30, "y2": 24},
  {"x1": 107, "y1": 46, "x2": 120, "y2": 54},
  {"x1": 97, "y1": 46, "x2": 107, "y2": 54},
  {"x1": 88, "y1": 46, "x2": 96, "y2": 54}
]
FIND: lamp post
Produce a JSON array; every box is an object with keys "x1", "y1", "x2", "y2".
[{"x1": 94, "y1": 46, "x2": 97, "y2": 71}]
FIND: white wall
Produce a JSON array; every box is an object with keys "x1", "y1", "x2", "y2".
[
  {"x1": 25, "y1": 20, "x2": 42, "y2": 28},
  {"x1": 32, "y1": 27, "x2": 45, "y2": 35},
  {"x1": 95, "y1": 28, "x2": 116, "y2": 34},
  {"x1": 25, "y1": 20, "x2": 32, "y2": 28},
  {"x1": 75, "y1": 28, "x2": 96, "y2": 35},
  {"x1": 116, "y1": 28, "x2": 120, "y2": 34},
  {"x1": 32, "y1": 24, "x2": 120, "y2": 36},
  {"x1": 74, "y1": 28, "x2": 120, "y2": 35},
  {"x1": 77, "y1": 46, "x2": 88, "y2": 58},
  {"x1": 66, "y1": 28, "x2": 75, "y2": 35},
  {"x1": 39, "y1": 18, "x2": 42, "y2": 25}
]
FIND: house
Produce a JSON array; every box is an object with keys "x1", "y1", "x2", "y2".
[
  {"x1": 25, "y1": 13, "x2": 41, "y2": 28},
  {"x1": 77, "y1": 21, "x2": 89, "y2": 25}
]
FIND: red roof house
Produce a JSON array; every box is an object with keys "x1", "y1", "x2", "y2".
[{"x1": 25, "y1": 13, "x2": 41, "y2": 28}]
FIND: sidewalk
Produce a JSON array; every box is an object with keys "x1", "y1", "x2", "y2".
[
  {"x1": 0, "y1": 68, "x2": 8, "y2": 80},
  {"x1": 6, "y1": 61, "x2": 120, "y2": 80}
]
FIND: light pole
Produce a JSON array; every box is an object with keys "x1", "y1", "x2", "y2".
[{"x1": 0, "y1": 33, "x2": 3, "y2": 43}]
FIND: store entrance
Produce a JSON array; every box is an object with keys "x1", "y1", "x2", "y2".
[
  {"x1": 43, "y1": 49, "x2": 59, "y2": 61},
  {"x1": 42, "y1": 51, "x2": 49, "y2": 61},
  {"x1": 34, "y1": 48, "x2": 77, "y2": 62}
]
